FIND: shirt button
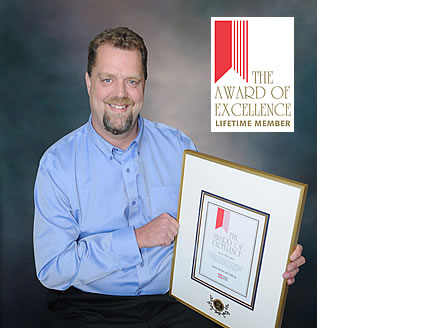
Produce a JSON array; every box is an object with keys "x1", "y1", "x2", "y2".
[
  {"x1": 132, "y1": 200, "x2": 136, "y2": 206},
  {"x1": 109, "y1": 156, "x2": 113, "y2": 160},
  {"x1": 126, "y1": 168, "x2": 130, "y2": 173},
  {"x1": 137, "y1": 290, "x2": 143, "y2": 295},
  {"x1": 140, "y1": 262, "x2": 144, "y2": 267}
]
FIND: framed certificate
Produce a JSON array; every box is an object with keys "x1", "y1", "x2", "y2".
[{"x1": 170, "y1": 150, "x2": 307, "y2": 328}]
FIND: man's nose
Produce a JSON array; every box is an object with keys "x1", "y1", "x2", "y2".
[{"x1": 114, "y1": 80, "x2": 127, "y2": 97}]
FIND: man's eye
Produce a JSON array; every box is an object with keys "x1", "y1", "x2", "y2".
[
  {"x1": 128, "y1": 80, "x2": 139, "y2": 85},
  {"x1": 103, "y1": 78, "x2": 112, "y2": 83}
]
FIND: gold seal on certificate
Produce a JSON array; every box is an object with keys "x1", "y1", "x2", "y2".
[
  {"x1": 170, "y1": 150, "x2": 307, "y2": 328},
  {"x1": 207, "y1": 296, "x2": 230, "y2": 317}
]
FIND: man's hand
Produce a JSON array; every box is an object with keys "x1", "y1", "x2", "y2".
[
  {"x1": 283, "y1": 244, "x2": 305, "y2": 285},
  {"x1": 135, "y1": 213, "x2": 179, "y2": 248}
]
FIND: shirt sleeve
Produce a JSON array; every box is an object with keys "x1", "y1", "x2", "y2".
[
  {"x1": 33, "y1": 157, "x2": 143, "y2": 291},
  {"x1": 177, "y1": 129, "x2": 199, "y2": 152}
]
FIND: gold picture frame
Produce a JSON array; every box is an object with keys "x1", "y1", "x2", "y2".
[{"x1": 170, "y1": 150, "x2": 307, "y2": 328}]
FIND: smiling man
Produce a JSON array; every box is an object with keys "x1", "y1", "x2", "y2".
[
  {"x1": 33, "y1": 27, "x2": 305, "y2": 328},
  {"x1": 86, "y1": 42, "x2": 145, "y2": 146}
]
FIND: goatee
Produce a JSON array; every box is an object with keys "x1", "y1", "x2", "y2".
[{"x1": 103, "y1": 111, "x2": 133, "y2": 135}]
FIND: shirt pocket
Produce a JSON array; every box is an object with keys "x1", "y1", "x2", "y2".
[{"x1": 150, "y1": 186, "x2": 180, "y2": 219}]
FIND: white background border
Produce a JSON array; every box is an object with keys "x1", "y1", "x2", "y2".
[{"x1": 319, "y1": 1, "x2": 425, "y2": 327}]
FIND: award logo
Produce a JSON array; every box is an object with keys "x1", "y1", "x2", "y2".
[
  {"x1": 212, "y1": 206, "x2": 243, "y2": 258},
  {"x1": 215, "y1": 207, "x2": 230, "y2": 233},
  {"x1": 211, "y1": 17, "x2": 294, "y2": 132}
]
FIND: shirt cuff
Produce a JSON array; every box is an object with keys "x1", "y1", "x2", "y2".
[{"x1": 112, "y1": 227, "x2": 143, "y2": 269}]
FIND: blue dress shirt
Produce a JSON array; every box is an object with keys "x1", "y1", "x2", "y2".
[{"x1": 33, "y1": 115, "x2": 197, "y2": 296}]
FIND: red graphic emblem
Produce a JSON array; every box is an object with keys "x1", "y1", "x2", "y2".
[
  {"x1": 215, "y1": 20, "x2": 248, "y2": 83},
  {"x1": 215, "y1": 207, "x2": 230, "y2": 233}
]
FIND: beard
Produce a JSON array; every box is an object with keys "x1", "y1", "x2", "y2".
[
  {"x1": 102, "y1": 96, "x2": 134, "y2": 135},
  {"x1": 103, "y1": 110, "x2": 133, "y2": 135}
]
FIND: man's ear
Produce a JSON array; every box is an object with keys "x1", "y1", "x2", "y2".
[{"x1": 85, "y1": 72, "x2": 91, "y2": 95}]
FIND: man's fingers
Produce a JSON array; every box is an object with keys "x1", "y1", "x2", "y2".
[
  {"x1": 290, "y1": 244, "x2": 303, "y2": 261},
  {"x1": 168, "y1": 220, "x2": 179, "y2": 238},
  {"x1": 157, "y1": 213, "x2": 179, "y2": 236},
  {"x1": 287, "y1": 256, "x2": 306, "y2": 272},
  {"x1": 283, "y1": 268, "x2": 299, "y2": 280},
  {"x1": 136, "y1": 213, "x2": 181, "y2": 248},
  {"x1": 168, "y1": 228, "x2": 176, "y2": 241},
  {"x1": 158, "y1": 227, "x2": 176, "y2": 246},
  {"x1": 284, "y1": 267, "x2": 299, "y2": 285},
  {"x1": 164, "y1": 219, "x2": 178, "y2": 237},
  {"x1": 286, "y1": 278, "x2": 295, "y2": 285},
  {"x1": 161, "y1": 213, "x2": 180, "y2": 232},
  {"x1": 283, "y1": 244, "x2": 305, "y2": 286},
  {"x1": 169, "y1": 218, "x2": 180, "y2": 235},
  {"x1": 161, "y1": 221, "x2": 178, "y2": 246},
  {"x1": 161, "y1": 231, "x2": 175, "y2": 246}
]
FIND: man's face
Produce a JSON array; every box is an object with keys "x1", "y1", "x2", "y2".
[{"x1": 85, "y1": 43, "x2": 145, "y2": 138}]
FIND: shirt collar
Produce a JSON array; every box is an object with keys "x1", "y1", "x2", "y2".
[{"x1": 87, "y1": 114, "x2": 144, "y2": 157}]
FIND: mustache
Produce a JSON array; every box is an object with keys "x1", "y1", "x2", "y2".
[{"x1": 105, "y1": 97, "x2": 134, "y2": 106}]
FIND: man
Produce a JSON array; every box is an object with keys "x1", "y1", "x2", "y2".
[{"x1": 34, "y1": 27, "x2": 305, "y2": 327}]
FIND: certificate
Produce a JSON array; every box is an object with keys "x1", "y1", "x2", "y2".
[
  {"x1": 192, "y1": 191, "x2": 268, "y2": 310},
  {"x1": 170, "y1": 150, "x2": 307, "y2": 328}
]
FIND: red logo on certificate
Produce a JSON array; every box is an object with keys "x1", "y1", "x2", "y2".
[{"x1": 215, "y1": 207, "x2": 230, "y2": 233}]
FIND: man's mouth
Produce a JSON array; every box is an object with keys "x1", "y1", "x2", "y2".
[{"x1": 108, "y1": 103, "x2": 129, "y2": 111}]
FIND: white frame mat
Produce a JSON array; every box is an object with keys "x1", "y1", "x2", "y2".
[{"x1": 170, "y1": 150, "x2": 307, "y2": 328}]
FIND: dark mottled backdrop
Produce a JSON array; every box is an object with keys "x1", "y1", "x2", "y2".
[{"x1": 0, "y1": 1, "x2": 316, "y2": 327}]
